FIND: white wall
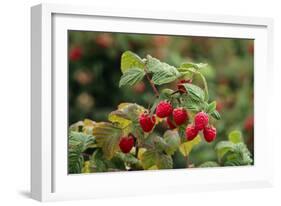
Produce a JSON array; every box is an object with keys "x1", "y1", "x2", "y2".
[{"x1": 0, "y1": 0, "x2": 280, "y2": 205}]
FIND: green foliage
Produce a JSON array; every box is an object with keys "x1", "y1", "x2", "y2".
[
  {"x1": 228, "y1": 130, "x2": 243, "y2": 143},
  {"x1": 92, "y1": 122, "x2": 122, "y2": 160},
  {"x1": 121, "y1": 51, "x2": 145, "y2": 74},
  {"x1": 182, "y1": 83, "x2": 205, "y2": 102},
  {"x1": 140, "y1": 150, "x2": 173, "y2": 169},
  {"x1": 146, "y1": 55, "x2": 181, "y2": 85},
  {"x1": 68, "y1": 131, "x2": 95, "y2": 174},
  {"x1": 119, "y1": 68, "x2": 145, "y2": 87},
  {"x1": 199, "y1": 161, "x2": 220, "y2": 168},
  {"x1": 67, "y1": 49, "x2": 253, "y2": 174},
  {"x1": 215, "y1": 130, "x2": 252, "y2": 166}
]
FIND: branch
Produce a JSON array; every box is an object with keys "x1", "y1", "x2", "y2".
[{"x1": 144, "y1": 67, "x2": 160, "y2": 97}]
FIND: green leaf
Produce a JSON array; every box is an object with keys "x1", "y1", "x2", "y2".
[
  {"x1": 182, "y1": 83, "x2": 205, "y2": 102},
  {"x1": 181, "y1": 95, "x2": 202, "y2": 112},
  {"x1": 215, "y1": 141, "x2": 235, "y2": 163},
  {"x1": 206, "y1": 101, "x2": 216, "y2": 114},
  {"x1": 179, "y1": 135, "x2": 201, "y2": 157},
  {"x1": 180, "y1": 62, "x2": 208, "y2": 70},
  {"x1": 199, "y1": 161, "x2": 220, "y2": 168},
  {"x1": 211, "y1": 110, "x2": 221, "y2": 120},
  {"x1": 68, "y1": 131, "x2": 95, "y2": 152},
  {"x1": 221, "y1": 143, "x2": 253, "y2": 166},
  {"x1": 119, "y1": 68, "x2": 145, "y2": 87},
  {"x1": 92, "y1": 122, "x2": 122, "y2": 159},
  {"x1": 68, "y1": 150, "x2": 84, "y2": 174},
  {"x1": 228, "y1": 130, "x2": 243, "y2": 143},
  {"x1": 146, "y1": 55, "x2": 181, "y2": 85},
  {"x1": 140, "y1": 150, "x2": 173, "y2": 169},
  {"x1": 163, "y1": 130, "x2": 181, "y2": 155},
  {"x1": 121, "y1": 51, "x2": 145, "y2": 74}
]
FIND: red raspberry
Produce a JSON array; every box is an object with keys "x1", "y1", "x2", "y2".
[
  {"x1": 139, "y1": 113, "x2": 156, "y2": 132},
  {"x1": 194, "y1": 111, "x2": 209, "y2": 130},
  {"x1": 155, "y1": 101, "x2": 173, "y2": 118},
  {"x1": 185, "y1": 124, "x2": 199, "y2": 141},
  {"x1": 203, "y1": 125, "x2": 216, "y2": 142},
  {"x1": 173, "y1": 108, "x2": 188, "y2": 125},
  {"x1": 166, "y1": 117, "x2": 176, "y2": 129},
  {"x1": 119, "y1": 135, "x2": 134, "y2": 153}
]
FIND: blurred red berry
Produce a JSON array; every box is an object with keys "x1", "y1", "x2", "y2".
[
  {"x1": 119, "y1": 135, "x2": 134, "y2": 153},
  {"x1": 69, "y1": 46, "x2": 82, "y2": 61},
  {"x1": 166, "y1": 117, "x2": 176, "y2": 129},
  {"x1": 152, "y1": 36, "x2": 170, "y2": 47},
  {"x1": 216, "y1": 101, "x2": 224, "y2": 112},
  {"x1": 194, "y1": 111, "x2": 209, "y2": 130},
  {"x1": 156, "y1": 101, "x2": 173, "y2": 118},
  {"x1": 173, "y1": 108, "x2": 188, "y2": 125},
  {"x1": 95, "y1": 34, "x2": 113, "y2": 48},
  {"x1": 139, "y1": 113, "x2": 156, "y2": 133},
  {"x1": 248, "y1": 43, "x2": 254, "y2": 55},
  {"x1": 133, "y1": 81, "x2": 145, "y2": 93},
  {"x1": 185, "y1": 124, "x2": 199, "y2": 141},
  {"x1": 203, "y1": 125, "x2": 217, "y2": 142},
  {"x1": 244, "y1": 115, "x2": 254, "y2": 132}
]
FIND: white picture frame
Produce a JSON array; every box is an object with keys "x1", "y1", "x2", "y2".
[{"x1": 31, "y1": 3, "x2": 274, "y2": 202}]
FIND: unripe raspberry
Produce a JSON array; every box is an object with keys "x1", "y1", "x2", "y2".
[
  {"x1": 166, "y1": 117, "x2": 176, "y2": 129},
  {"x1": 203, "y1": 125, "x2": 217, "y2": 142},
  {"x1": 139, "y1": 113, "x2": 156, "y2": 133},
  {"x1": 173, "y1": 108, "x2": 188, "y2": 125},
  {"x1": 119, "y1": 135, "x2": 134, "y2": 153},
  {"x1": 156, "y1": 101, "x2": 173, "y2": 118},
  {"x1": 194, "y1": 111, "x2": 209, "y2": 130},
  {"x1": 185, "y1": 124, "x2": 199, "y2": 141}
]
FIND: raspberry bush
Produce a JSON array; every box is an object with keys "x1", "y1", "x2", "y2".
[{"x1": 68, "y1": 51, "x2": 252, "y2": 173}]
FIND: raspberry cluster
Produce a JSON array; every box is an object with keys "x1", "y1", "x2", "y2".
[{"x1": 185, "y1": 111, "x2": 216, "y2": 142}]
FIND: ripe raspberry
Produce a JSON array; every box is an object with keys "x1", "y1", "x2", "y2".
[
  {"x1": 166, "y1": 117, "x2": 176, "y2": 129},
  {"x1": 185, "y1": 124, "x2": 199, "y2": 141},
  {"x1": 173, "y1": 108, "x2": 188, "y2": 125},
  {"x1": 155, "y1": 101, "x2": 173, "y2": 118},
  {"x1": 119, "y1": 135, "x2": 134, "y2": 153},
  {"x1": 139, "y1": 113, "x2": 156, "y2": 132},
  {"x1": 203, "y1": 125, "x2": 216, "y2": 142},
  {"x1": 194, "y1": 111, "x2": 209, "y2": 130}
]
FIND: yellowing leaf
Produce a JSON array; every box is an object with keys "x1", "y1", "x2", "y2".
[
  {"x1": 148, "y1": 165, "x2": 158, "y2": 170},
  {"x1": 137, "y1": 148, "x2": 147, "y2": 159},
  {"x1": 93, "y1": 122, "x2": 122, "y2": 160},
  {"x1": 83, "y1": 119, "x2": 96, "y2": 135},
  {"x1": 121, "y1": 51, "x2": 145, "y2": 74},
  {"x1": 179, "y1": 135, "x2": 201, "y2": 157}
]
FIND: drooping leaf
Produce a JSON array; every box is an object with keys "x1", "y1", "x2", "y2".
[
  {"x1": 119, "y1": 68, "x2": 145, "y2": 87},
  {"x1": 228, "y1": 130, "x2": 243, "y2": 143},
  {"x1": 179, "y1": 135, "x2": 201, "y2": 157},
  {"x1": 182, "y1": 83, "x2": 205, "y2": 102},
  {"x1": 92, "y1": 122, "x2": 122, "y2": 159},
  {"x1": 180, "y1": 62, "x2": 208, "y2": 70},
  {"x1": 215, "y1": 141, "x2": 235, "y2": 163},
  {"x1": 211, "y1": 110, "x2": 221, "y2": 120},
  {"x1": 121, "y1": 51, "x2": 145, "y2": 73},
  {"x1": 163, "y1": 130, "x2": 181, "y2": 155},
  {"x1": 206, "y1": 101, "x2": 216, "y2": 114},
  {"x1": 146, "y1": 55, "x2": 181, "y2": 85},
  {"x1": 140, "y1": 150, "x2": 173, "y2": 169},
  {"x1": 181, "y1": 95, "x2": 202, "y2": 112}
]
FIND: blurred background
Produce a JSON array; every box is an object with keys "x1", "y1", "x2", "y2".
[{"x1": 68, "y1": 31, "x2": 254, "y2": 165}]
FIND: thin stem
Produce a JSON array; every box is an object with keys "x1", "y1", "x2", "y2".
[
  {"x1": 144, "y1": 66, "x2": 160, "y2": 97},
  {"x1": 185, "y1": 155, "x2": 189, "y2": 168}
]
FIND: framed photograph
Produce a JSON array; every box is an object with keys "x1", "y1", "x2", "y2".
[{"x1": 31, "y1": 3, "x2": 274, "y2": 201}]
